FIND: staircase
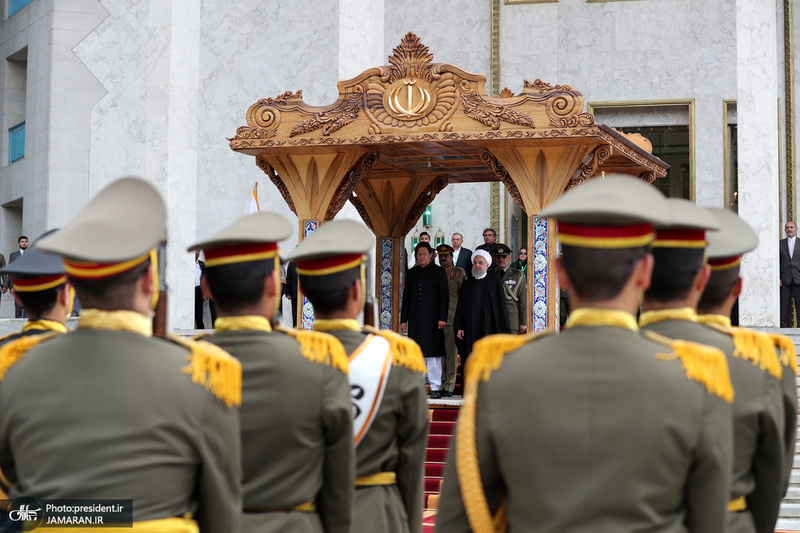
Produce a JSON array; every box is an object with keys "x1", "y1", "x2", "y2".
[
  {"x1": 766, "y1": 328, "x2": 800, "y2": 531},
  {"x1": 423, "y1": 406, "x2": 458, "y2": 533}
]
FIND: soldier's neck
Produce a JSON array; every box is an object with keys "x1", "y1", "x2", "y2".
[
  {"x1": 316, "y1": 309, "x2": 359, "y2": 320},
  {"x1": 641, "y1": 297, "x2": 697, "y2": 313}
]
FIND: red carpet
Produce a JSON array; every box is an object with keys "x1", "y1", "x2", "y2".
[{"x1": 424, "y1": 407, "x2": 459, "y2": 512}]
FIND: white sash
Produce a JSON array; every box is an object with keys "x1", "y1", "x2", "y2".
[{"x1": 349, "y1": 334, "x2": 393, "y2": 446}]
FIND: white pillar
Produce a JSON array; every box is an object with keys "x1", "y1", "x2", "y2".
[
  {"x1": 339, "y1": 0, "x2": 384, "y2": 80},
  {"x1": 146, "y1": 0, "x2": 201, "y2": 330},
  {"x1": 736, "y1": 0, "x2": 781, "y2": 326}
]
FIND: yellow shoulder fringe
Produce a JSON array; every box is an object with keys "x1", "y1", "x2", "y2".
[
  {"x1": 456, "y1": 332, "x2": 545, "y2": 533},
  {"x1": 363, "y1": 326, "x2": 426, "y2": 374},
  {"x1": 643, "y1": 330, "x2": 734, "y2": 403},
  {"x1": 0, "y1": 332, "x2": 60, "y2": 381},
  {"x1": 465, "y1": 333, "x2": 546, "y2": 387},
  {"x1": 278, "y1": 327, "x2": 349, "y2": 375},
  {"x1": 171, "y1": 335, "x2": 242, "y2": 408},
  {"x1": 769, "y1": 333, "x2": 798, "y2": 376},
  {"x1": 703, "y1": 324, "x2": 783, "y2": 380}
]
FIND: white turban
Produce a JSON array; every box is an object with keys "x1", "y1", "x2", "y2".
[{"x1": 471, "y1": 249, "x2": 492, "y2": 265}]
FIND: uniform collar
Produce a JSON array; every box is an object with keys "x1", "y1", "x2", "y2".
[
  {"x1": 697, "y1": 314, "x2": 732, "y2": 328},
  {"x1": 638, "y1": 307, "x2": 698, "y2": 327},
  {"x1": 565, "y1": 308, "x2": 638, "y2": 331},
  {"x1": 22, "y1": 319, "x2": 68, "y2": 334},
  {"x1": 79, "y1": 309, "x2": 152, "y2": 336},
  {"x1": 313, "y1": 318, "x2": 361, "y2": 332},
  {"x1": 214, "y1": 315, "x2": 272, "y2": 332}
]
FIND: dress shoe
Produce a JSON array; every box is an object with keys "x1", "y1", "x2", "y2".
[
  {"x1": 440, "y1": 390, "x2": 453, "y2": 398},
  {"x1": 430, "y1": 391, "x2": 442, "y2": 399}
]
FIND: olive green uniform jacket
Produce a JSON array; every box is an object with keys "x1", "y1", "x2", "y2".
[
  {"x1": 489, "y1": 267, "x2": 527, "y2": 332},
  {"x1": 203, "y1": 328, "x2": 354, "y2": 533},
  {"x1": 641, "y1": 316, "x2": 791, "y2": 533},
  {"x1": 328, "y1": 328, "x2": 428, "y2": 533},
  {"x1": 443, "y1": 267, "x2": 467, "y2": 393},
  {"x1": 0, "y1": 328, "x2": 242, "y2": 532},
  {"x1": 436, "y1": 324, "x2": 733, "y2": 533}
]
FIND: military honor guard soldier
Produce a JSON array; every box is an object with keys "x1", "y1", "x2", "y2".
[
  {"x1": 489, "y1": 243, "x2": 528, "y2": 335},
  {"x1": 436, "y1": 175, "x2": 734, "y2": 533},
  {"x1": 0, "y1": 230, "x2": 73, "y2": 347},
  {"x1": 189, "y1": 211, "x2": 354, "y2": 533},
  {"x1": 696, "y1": 207, "x2": 798, "y2": 532},
  {"x1": 0, "y1": 177, "x2": 243, "y2": 532},
  {"x1": 286, "y1": 220, "x2": 429, "y2": 533},
  {"x1": 436, "y1": 243, "x2": 466, "y2": 397},
  {"x1": 638, "y1": 199, "x2": 790, "y2": 533}
]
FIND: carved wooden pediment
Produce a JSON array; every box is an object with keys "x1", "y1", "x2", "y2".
[{"x1": 231, "y1": 32, "x2": 596, "y2": 147}]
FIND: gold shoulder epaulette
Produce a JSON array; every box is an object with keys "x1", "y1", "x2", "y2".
[
  {"x1": 643, "y1": 330, "x2": 734, "y2": 403},
  {"x1": 279, "y1": 327, "x2": 349, "y2": 374},
  {"x1": 456, "y1": 331, "x2": 545, "y2": 533},
  {"x1": 0, "y1": 332, "x2": 60, "y2": 381},
  {"x1": 465, "y1": 332, "x2": 548, "y2": 389},
  {"x1": 364, "y1": 326, "x2": 426, "y2": 373},
  {"x1": 702, "y1": 324, "x2": 783, "y2": 379},
  {"x1": 769, "y1": 333, "x2": 798, "y2": 376},
  {"x1": 171, "y1": 334, "x2": 242, "y2": 407}
]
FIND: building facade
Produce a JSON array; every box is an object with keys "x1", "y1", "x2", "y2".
[{"x1": 0, "y1": 0, "x2": 788, "y2": 328}]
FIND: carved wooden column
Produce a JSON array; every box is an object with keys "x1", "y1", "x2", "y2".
[
  {"x1": 257, "y1": 152, "x2": 374, "y2": 328},
  {"x1": 351, "y1": 175, "x2": 448, "y2": 331},
  {"x1": 483, "y1": 146, "x2": 596, "y2": 331}
]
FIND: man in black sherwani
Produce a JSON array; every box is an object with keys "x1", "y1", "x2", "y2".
[{"x1": 401, "y1": 242, "x2": 448, "y2": 398}]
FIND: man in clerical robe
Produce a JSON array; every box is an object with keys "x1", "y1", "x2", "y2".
[{"x1": 454, "y1": 249, "x2": 510, "y2": 359}]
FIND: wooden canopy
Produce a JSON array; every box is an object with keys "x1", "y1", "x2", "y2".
[{"x1": 229, "y1": 32, "x2": 669, "y2": 331}]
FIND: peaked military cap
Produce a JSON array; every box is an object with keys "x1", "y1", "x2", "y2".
[
  {"x1": 493, "y1": 243, "x2": 512, "y2": 256},
  {"x1": 652, "y1": 198, "x2": 720, "y2": 249},
  {"x1": 187, "y1": 211, "x2": 292, "y2": 268},
  {"x1": 704, "y1": 207, "x2": 758, "y2": 270},
  {"x1": 436, "y1": 244, "x2": 454, "y2": 256},
  {"x1": 539, "y1": 174, "x2": 670, "y2": 248},
  {"x1": 0, "y1": 230, "x2": 66, "y2": 292},
  {"x1": 285, "y1": 220, "x2": 374, "y2": 274},
  {"x1": 37, "y1": 177, "x2": 166, "y2": 279}
]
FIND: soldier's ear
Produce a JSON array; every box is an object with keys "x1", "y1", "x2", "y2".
[
  {"x1": 201, "y1": 275, "x2": 215, "y2": 302},
  {"x1": 694, "y1": 263, "x2": 711, "y2": 293},
  {"x1": 554, "y1": 257, "x2": 572, "y2": 291},
  {"x1": 633, "y1": 252, "x2": 654, "y2": 291},
  {"x1": 264, "y1": 269, "x2": 279, "y2": 298},
  {"x1": 732, "y1": 277, "x2": 744, "y2": 298}
]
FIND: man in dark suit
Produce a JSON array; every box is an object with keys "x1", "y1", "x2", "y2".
[
  {"x1": 8, "y1": 235, "x2": 28, "y2": 318},
  {"x1": 452, "y1": 233, "x2": 473, "y2": 276},
  {"x1": 779, "y1": 221, "x2": 800, "y2": 327}
]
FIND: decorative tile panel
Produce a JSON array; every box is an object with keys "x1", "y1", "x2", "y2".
[
  {"x1": 302, "y1": 220, "x2": 318, "y2": 329},
  {"x1": 532, "y1": 216, "x2": 548, "y2": 332},
  {"x1": 379, "y1": 237, "x2": 393, "y2": 330}
]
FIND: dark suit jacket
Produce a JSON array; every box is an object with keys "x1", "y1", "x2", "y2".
[
  {"x1": 454, "y1": 247, "x2": 472, "y2": 272},
  {"x1": 779, "y1": 238, "x2": 800, "y2": 285},
  {"x1": 7, "y1": 251, "x2": 21, "y2": 288}
]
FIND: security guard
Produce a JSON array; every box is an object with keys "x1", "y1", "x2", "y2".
[
  {"x1": 0, "y1": 177, "x2": 242, "y2": 532},
  {"x1": 285, "y1": 220, "x2": 428, "y2": 533},
  {"x1": 0, "y1": 230, "x2": 73, "y2": 346},
  {"x1": 436, "y1": 176, "x2": 733, "y2": 533},
  {"x1": 436, "y1": 243, "x2": 466, "y2": 397},
  {"x1": 189, "y1": 212, "x2": 354, "y2": 533},
  {"x1": 695, "y1": 207, "x2": 797, "y2": 532},
  {"x1": 489, "y1": 243, "x2": 527, "y2": 334}
]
